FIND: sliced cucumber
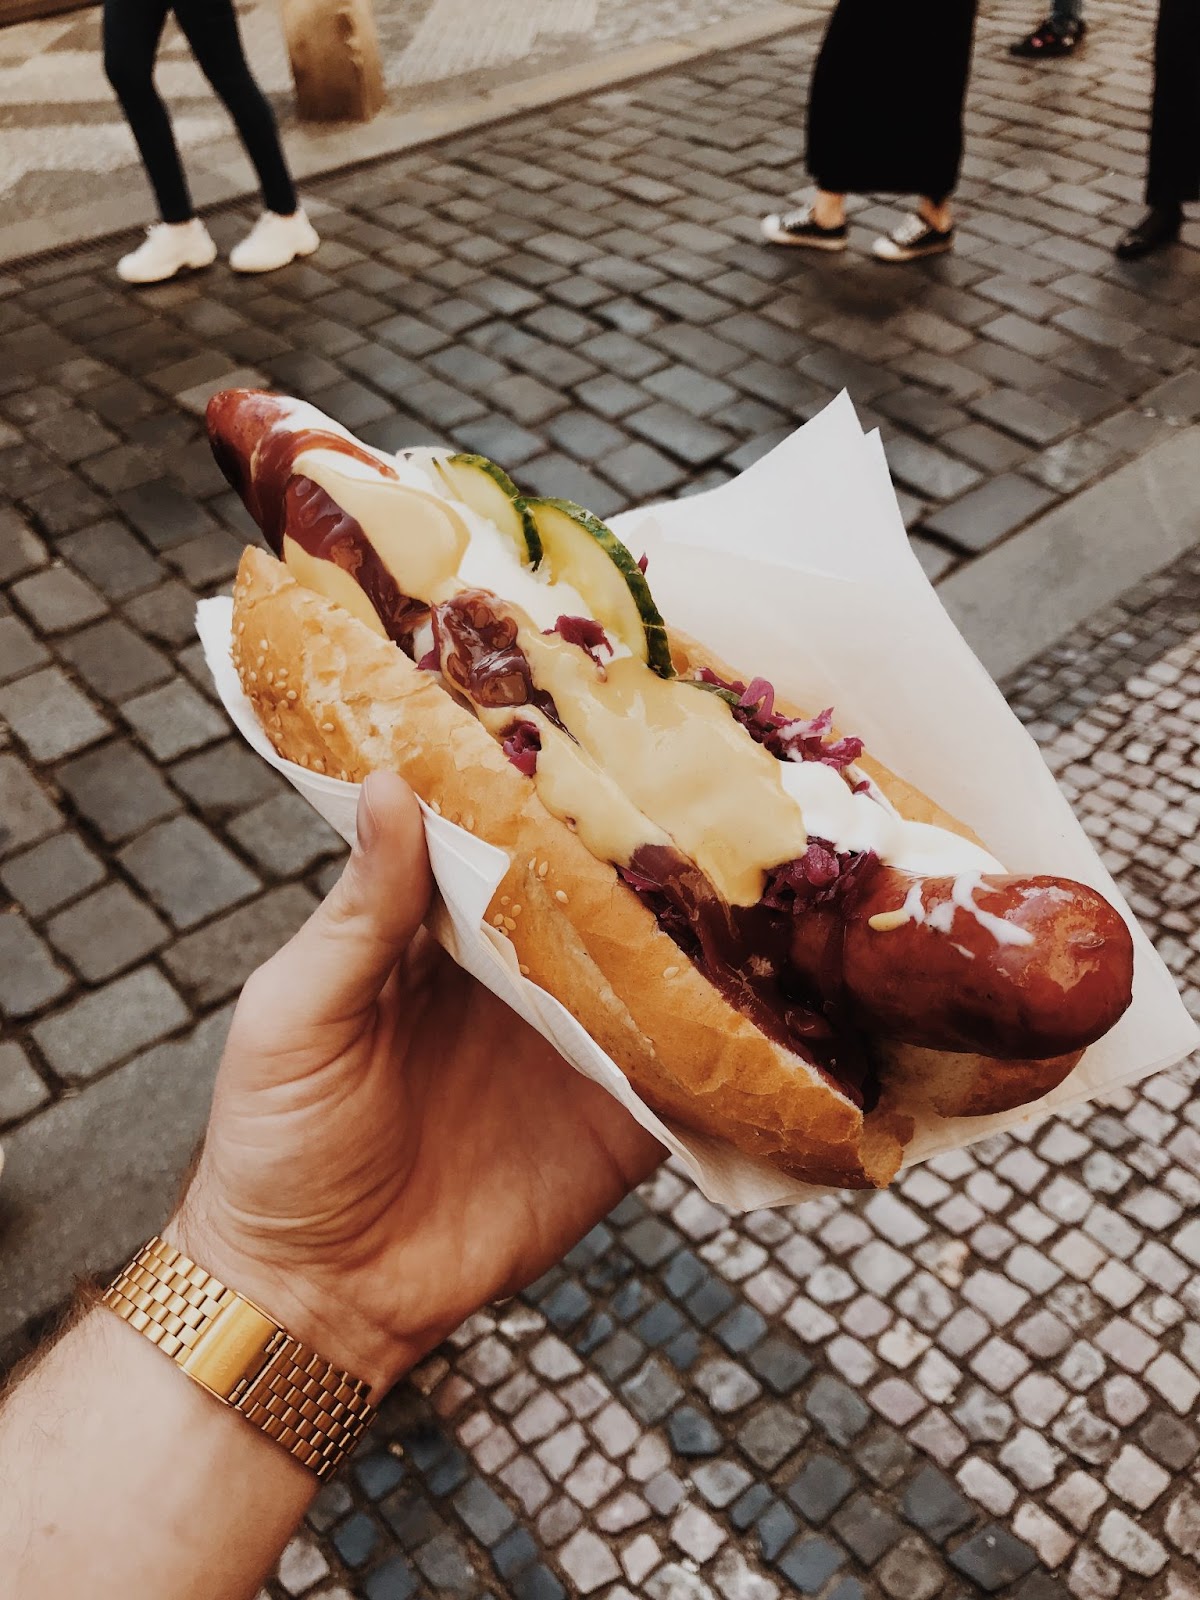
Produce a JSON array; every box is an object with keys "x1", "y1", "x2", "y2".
[
  {"x1": 435, "y1": 453, "x2": 542, "y2": 568},
  {"x1": 403, "y1": 446, "x2": 452, "y2": 490},
  {"x1": 526, "y1": 498, "x2": 673, "y2": 677}
]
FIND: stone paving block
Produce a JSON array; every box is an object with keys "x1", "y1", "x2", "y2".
[
  {"x1": 0, "y1": 754, "x2": 61, "y2": 859},
  {"x1": 119, "y1": 678, "x2": 228, "y2": 762},
  {"x1": 45, "y1": 881, "x2": 169, "y2": 982},
  {"x1": 923, "y1": 473, "x2": 1057, "y2": 553},
  {"x1": 885, "y1": 435, "x2": 982, "y2": 501},
  {"x1": 0, "y1": 668, "x2": 111, "y2": 763},
  {"x1": 57, "y1": 740, "x2": 179, "y2": 842},
  {"x1": 225, "y1": 794, "x2": 344, "y2": 880},
  {"x1": 776, "y1": 1535, "x2": 844, "y2": 1595},
  {"x1": 740, "y1": 1403, "x2": 807, "y2": 1471},
  {"x1": 785, "y1": 1455, "x2": 855, "y2": 1524},
  {"x1": 0, "y1": 613, "x2": 49, "y2": 684},
  {"x1": 1, "y1": 830, "x2": 103, "y2": 922},
  {"x1": 0, "y1": 507, "x2": 49, "y2": 585},
  {"x1": 56, "y1": 618, "x2": 171, "y2": 702},
  {"x1": 31, "y1": 965, "x2": 189, "y2": 1081},
  {"x1": 57, "y1": 521, "x2": 163, "y2": 600},
  {"x1": 0, "y1": 1040, "x2": 50, "y2": 1126},
  {"x1": 0, "y1": 1006, "x2": 229, "y2": 1342},
  {"x1": 10, "y1": 565, "x2": 108, "y2": 632},
  {"x1": 114, "y1": 479, "x2": 220, "y2": 550},
  {"x1": 626, "y1": 402, "x2": 735, "y2": 467},
  {"x1": 119, "y1": 814, "x2": 261, "y2": 929}
]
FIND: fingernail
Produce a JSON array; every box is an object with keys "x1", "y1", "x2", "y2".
[{"x1": 355, "y1": 774, "x2": 381, "y2": 854}]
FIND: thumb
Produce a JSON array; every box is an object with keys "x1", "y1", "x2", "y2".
[{"x1": 251, "y1": 771, "x2": 433, "y2": 1037}]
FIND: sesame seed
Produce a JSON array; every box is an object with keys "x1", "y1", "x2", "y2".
[
  {"x1": 510, "y1": 904, "x2": 521, "y2": 916},
  {"x1": 555, "y1": 890, "x2": 568, "y2": 904},
  {"x1": 287, "y1": 690, "x2": 297, "y2": 701},
  {"x1": 538, "y1": 861, "x2": 549, "y2": 878},
  {"x1": 430, "y1": 800, "x2": 442, "y2": 815},
  {"x1": 236, "y1": 623, "x2": 245, "y2": 635},
  {"x1": 503, "y1": 917, "x2": 517, "y2": 932},
  {"x1": 259, "y1": 638, "x2": 268, "y2": 650},
  {"x1": 464, "y1": 815, "x2": 475, "y2": 830},
  {"x1": 519, "y1": 964, "x2": 530, "y2": 977},
  {"x1": 528, "y1": 857, "x2": 537, "y2": 872},
  {"x1": 492, "y1": 914, "x2": 505, "y2": 928},
  {"x1": 249, "y1": 670, "x2": 258, "y2": 682},
  {"x1": 662, "y1": 965, "x2": 679, "y2": 979},
  {"x1": 500, "y1": 896, "x2": 510, "y2": 906},
  {"x1": 321, "y1": 721, "x2": 334, "y2": 732}
]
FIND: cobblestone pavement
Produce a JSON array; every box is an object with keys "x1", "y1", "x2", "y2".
[
  {"x1": 2, "y1": 9, "x2": 1200, "y2": 1598},
  {"x1": 0, "y1": 0, "x2": 811, "y2": 228}
]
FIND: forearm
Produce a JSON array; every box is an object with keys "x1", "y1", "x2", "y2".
[{"x1": 0, "y1": 1306, "x2": 314, "y2": 1600}]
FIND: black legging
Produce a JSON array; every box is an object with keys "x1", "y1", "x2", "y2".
[
  {"x1": 1147, "y1": 0, "x2": 1200, "y2": 206},
  {"x1": 103, "y1": 0, "x2": 296, "y2": 224}
]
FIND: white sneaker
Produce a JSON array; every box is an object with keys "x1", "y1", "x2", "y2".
[
  {"x1": 229, "y1": 208, "x2": 320, "y2": 273},
  {"x1": 117, "y1": 219, "x2": 217, "y2": 284}
]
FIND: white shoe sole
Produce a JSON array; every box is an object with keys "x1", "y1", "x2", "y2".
[
  {"x1": 872, "y1": 237, "x2": 955, "y2": 263},
  {"x1": 760, "y1": 217, "x2": 847, "y2": 251},
  {"x1": 118, "y1": 243, "x2": 217, "y2": 285},
  {"x1": 231, "y1": 233, "x2": 320, "y2": 274}
]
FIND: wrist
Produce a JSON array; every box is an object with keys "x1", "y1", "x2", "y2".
[{"x1": 164, "y1": 1192, "x2": 409, "y2": 1400}]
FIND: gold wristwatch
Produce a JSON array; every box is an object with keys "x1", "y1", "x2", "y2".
[{"x1": 103, "y1": 1236, "x2": 376, "y2": 1481}]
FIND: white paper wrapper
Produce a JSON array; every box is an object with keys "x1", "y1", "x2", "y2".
[{"x1": 196, "y1": 393, "x2": 1197, "y2": 1210}]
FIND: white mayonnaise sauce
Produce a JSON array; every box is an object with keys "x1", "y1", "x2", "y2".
[
  {"x1": 405, "y1": 456, "x2": 630, "y2": 651},
  {"x1": 455, "y1": 511, "x2": 594, "y2": 635},
  {"x1": 777, "y1": 758, "x2": 1002, "y2": 879}
]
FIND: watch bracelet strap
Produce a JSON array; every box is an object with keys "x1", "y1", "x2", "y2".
[{"x1": 103, "y1": 1235, "x2": 376, "y2": 1481}]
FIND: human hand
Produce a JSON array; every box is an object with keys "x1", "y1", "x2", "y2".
[{"x1": 170, "y1": 772, "x2": 663, "y2": 1395}]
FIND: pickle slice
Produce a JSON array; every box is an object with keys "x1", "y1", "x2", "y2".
[
  {"x1": 435, "y1": 454, "x2": 542, "y2": 568},
  {"x1": 526, "y1": 498, "x2": 673, "y2": 677}
]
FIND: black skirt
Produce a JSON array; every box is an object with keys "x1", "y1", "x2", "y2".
[{"x1": 807, "y1": 0, "x2": 980, "y2": 203}]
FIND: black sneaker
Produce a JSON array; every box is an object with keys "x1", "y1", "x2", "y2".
[
  {"x1": 1115, "y1": 204, "x2": 1183, "y2": 260},
  {"x1": 872, "y1": 213, "x2": 955, "y2": 263},
  {"x1": 760, "y1": 205, "x2": 848, "y2": 251},
  {"x1": 1010, "y1": 17, "x2": 1086, "y2": 57}
]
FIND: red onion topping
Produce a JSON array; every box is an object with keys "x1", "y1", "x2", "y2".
[
  {"x1": 696, "y1": 668, "x2": 864, "y2": 769},
  {"x1": 501, "y1": 720, "x2": 541, "y2": 776},
  {"x1": 761, "y1": 841, "x2": 879, "y2": 913},
  {"x1": 545, "y1": 614, "x2": 613, "y2": 666}
]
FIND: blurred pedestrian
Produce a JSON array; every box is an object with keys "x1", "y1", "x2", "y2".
[
  {"x1": 104, "y1": 0, "x2": 319, "y2": 284},
  {"x1": 1116, "y1": 0, "x2": 1199, "y2": 258},
  {"x1": 761, "y1": 0, "x2": 979, "y2": 262},
  {"x1": 1010, "y1": 2, "x2": 1087, "y2": 59}
]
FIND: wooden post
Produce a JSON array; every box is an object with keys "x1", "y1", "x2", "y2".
[{"x1": 279, "y1": 0, "x2": 386, "y2": 123}]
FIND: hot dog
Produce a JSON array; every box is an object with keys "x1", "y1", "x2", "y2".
[{"x1": 208, "y1": 388, "x2": 1136, "y2": 1187}]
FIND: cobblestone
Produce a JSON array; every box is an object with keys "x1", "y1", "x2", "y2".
[
  {"x1": 0, "y1": 8, "x2": 1199, "y2": 1598},
  {"x1": 0, "y1": 1040, "x2": 50, "y2": 1126}
]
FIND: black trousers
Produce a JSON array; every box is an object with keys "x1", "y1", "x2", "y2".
[
  {"x1": 103, "y1": 0, "x2": 296, "y2": 224},
  {"x1": 807, "y1": 0, "x2": 980, "y2": 204},
  {"x1": 1147, "y1": 0, "x2": 1200, "y2": 206}
]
